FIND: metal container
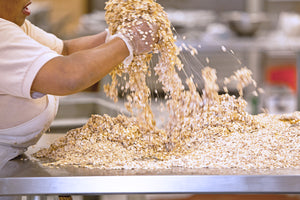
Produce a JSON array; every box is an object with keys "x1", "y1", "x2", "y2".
[{"x1": 223, "y1": 11, "x2": 267, "y2": 37}]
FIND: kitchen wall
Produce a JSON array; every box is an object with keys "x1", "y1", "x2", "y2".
[
  {"x1": 159, "y1": 0, "x2": 245, "y2": 11},
  {"x1": 33, "y1": 0, "x2": 87, "y2": 37},
  {"x1": 266, "y1": 0, "x2": 300, "y2": 13},
  {"x1": 89, "y1": 0, "x2": 245, "y2": 12}
]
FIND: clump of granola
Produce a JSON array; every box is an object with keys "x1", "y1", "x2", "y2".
[{"x1": 104, "y1": 0, "x2": 183, "y2": 128}]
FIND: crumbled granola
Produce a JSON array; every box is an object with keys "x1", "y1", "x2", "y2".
[{"x1": 33, "y1": 0, "x2": 300, "y2": 170}]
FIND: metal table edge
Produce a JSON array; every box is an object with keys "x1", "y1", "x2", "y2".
[{"x1": 1, "y1": 175, "x2": 300, "y2": 195}]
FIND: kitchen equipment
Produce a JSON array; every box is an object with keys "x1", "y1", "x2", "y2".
[
  {"x1": 77, "y1": 11, "x2": 107, "y2": 36},
  {"x1": 166, "y1": 10, "x2": 216, "y2": 32},
  {"x1": 223, "y1": 11, "x2": 268, "y2": 37},
  {"x1": 262, "y1": 85, "x2": 297, "y2": 114},
  {"x1": 278, "y1": 12, "x2": 300, "y2": 37}
]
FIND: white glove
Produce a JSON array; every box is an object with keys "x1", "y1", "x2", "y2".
[
  {"x1": 105, "y1": 28, "x2": 111, "y2": 43},
  {"x1": 105, "y1": 20, "x2": 158, "y2": 66},
  {"x1": 119, "y1": 20, "x2": 158, "y2": 55},
  {"x1": 106, "y1": 29, "x2": 134, "y2": 66}
]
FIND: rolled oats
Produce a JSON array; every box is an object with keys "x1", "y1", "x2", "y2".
[{"x1": 33, "y1": 0, "x2": 300, "y2": 170}]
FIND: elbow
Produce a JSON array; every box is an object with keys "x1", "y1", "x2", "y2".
[
  {"x1": 33, "y1": 55, "x2": 96, "y2": 96},
  {"x1": 51, "y1": 57, "x2": 89, "y2": 95},
  {"x1": 56, "y1": 74, "x2": 86, "y2": 96}
]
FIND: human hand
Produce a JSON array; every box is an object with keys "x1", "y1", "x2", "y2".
[
  {"x1": 119, "y1": 20, "x2": 159, "y2": 55},
  {"x1": 105, "y1": 20, "x2": 158, "y2": 66}
]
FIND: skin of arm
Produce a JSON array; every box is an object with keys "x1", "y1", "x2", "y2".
[
  {"x1": 61, "y1": 31, "x2": 107, "y2": 56},
  {"x1": 31, "y1": 36, "x2": 129, "y2": 96}
]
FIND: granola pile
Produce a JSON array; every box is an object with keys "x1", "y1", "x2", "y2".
[{"x1": 33, "y1": 0, "x2": 300, "y2": 170}]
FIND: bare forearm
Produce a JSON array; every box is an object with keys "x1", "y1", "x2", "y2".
[
  {"x1": 62, "y1": 31, "x2": 107, "y2": 55},
  {"x1": 32, "y1": 37, "x2": 129, "y2": 96}
]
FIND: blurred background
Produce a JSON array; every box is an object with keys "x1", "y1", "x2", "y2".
[
  {"x1": 29, "y1": 0, "x2": 300, "y2": 131},
  {"x1": 29, "y1": 0, "x2": 300, "y2": 130}
]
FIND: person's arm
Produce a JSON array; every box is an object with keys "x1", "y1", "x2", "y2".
[
  {"x1": 31, "y1": 21, "x2": 158, "y2": 97},
  {"x1": 32, "y1": 37, "x2": 129, "y2": 96},
  {"x1": 61, "y1": 31, "x2": 107, "y2": 56}
]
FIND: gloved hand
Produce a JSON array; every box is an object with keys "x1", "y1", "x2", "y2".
[
  {"x1": 106, "y1": 20, "x2": 159, "y2": 66},
  {"x1": 119, "y1": 20, "x2": 159, "y2": 55}
]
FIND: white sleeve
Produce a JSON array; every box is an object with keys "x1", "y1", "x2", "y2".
[
  {"x1": 0, "y1": 19, "x2": 61, "y2": 99},
  {"x1": 21, "y1": 20, "x2": 63, "y2": 55}
]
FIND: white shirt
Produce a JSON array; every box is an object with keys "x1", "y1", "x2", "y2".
[
  {"x1": 0, "y1": 18, "x2": 63, "y2": 128},
  {"x1": 0, "y1": 19, "x2": 63, "y2": 166}
]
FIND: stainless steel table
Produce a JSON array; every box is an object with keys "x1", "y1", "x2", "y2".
[{"x1": 1, "y1": 134, "x2": 300, "y2": 196}]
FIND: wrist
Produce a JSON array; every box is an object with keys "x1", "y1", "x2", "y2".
[
  {"x1": 105, "y1": 28, "x2": 111, "y2": 43},
  {"x1": 110, "y1": 33, "x2": 134, "y2": 66}
]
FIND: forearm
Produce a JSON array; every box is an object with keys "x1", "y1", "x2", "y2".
[
  {"x1": 62, "y1": 31, "x2": 107, "y2": 55},
  {"x1": 32, "y1": 37, "x2": 129, "y2": 96}
]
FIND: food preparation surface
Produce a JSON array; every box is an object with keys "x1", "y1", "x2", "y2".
[{"x1": 1, "y1": 134, "x2": 300, "y2": 195}]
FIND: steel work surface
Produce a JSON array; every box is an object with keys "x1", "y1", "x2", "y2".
[{"x1": 1, "y1": 134, "x2": 300, "y2": 195}]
